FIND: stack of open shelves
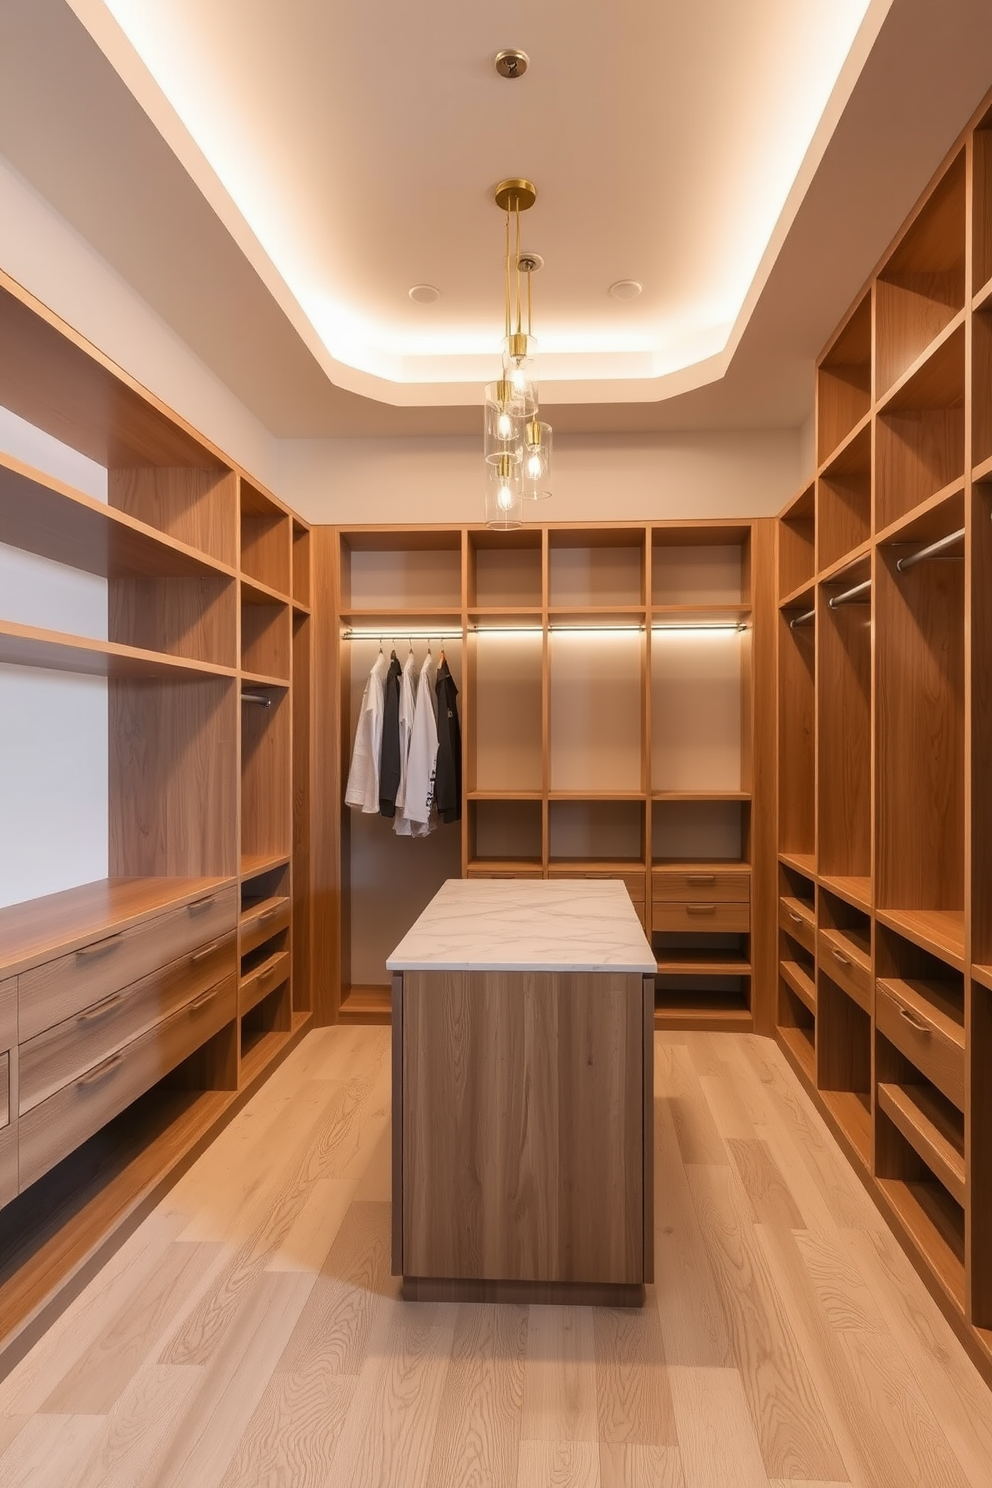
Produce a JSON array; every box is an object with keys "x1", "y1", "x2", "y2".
[
  {"x1": 325, "y1": 519, "x2": 774, "y2": 1033},
  {"x1": 0, "y1": 268, "x2": 313, "y2": 1360},
  {"x1": 775, "y1": 89, "x2": 992, "y2": 1386}
]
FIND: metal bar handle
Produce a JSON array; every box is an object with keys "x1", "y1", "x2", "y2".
[
  {"x1": 77, "y1": 990, "x2": 125, "y2": 1023},
  {"x1": 895, "y1": 527, "x2": 965, "y2": 572},
  {"x1": 899, "y1": 1006, "x2": 930, "y2": 1034},
  {"x1": 75, "y1": 935, "x2": 123, "y2": 960},
  {"x1": 77, "y1": 1051, "x2": 124, "y2": 1087}
]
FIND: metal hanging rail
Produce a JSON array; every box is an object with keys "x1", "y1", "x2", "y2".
[
  {"x1": 789, "y1": 608, "x2": 815, "y2": 630},
  {"x1": 895, "y1": 527, "x2": 965, "y2": 572},
  {"x1": 828, "y1": 578, "x2": 871, "y2": 609},
  {"x1": 241, "y1": 692, "x2": 273, "y2": 707}
]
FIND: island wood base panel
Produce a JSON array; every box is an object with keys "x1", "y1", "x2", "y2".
[
  {"x1": 392, "y1": 967, "x2": 654, "y2": 1298},
  {"x1": 401, "y1": 1276, "x2": 645, "y2": 1307}
]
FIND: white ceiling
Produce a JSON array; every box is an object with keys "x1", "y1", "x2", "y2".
[
  {"x1": 68, "y1": 0, "x2": 884, "y2": 406},
  {"x1": 1, "y1": 0, "x2": 991, "y2": 436}
]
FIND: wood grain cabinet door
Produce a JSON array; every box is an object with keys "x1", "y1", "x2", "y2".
[{"x1": 401, "y1": 969, "x2": 645, "y2": 1285}]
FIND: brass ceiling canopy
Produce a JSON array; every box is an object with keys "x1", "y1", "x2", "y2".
[{"x1": 494, "y1": 178, "x2": 536, "y2": 213}]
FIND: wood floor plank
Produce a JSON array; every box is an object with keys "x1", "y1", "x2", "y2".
[
  {"x1": 0, "y1": 1413, "x2": 105, "y2": 1488},
  {"x1": 0, "y1": 1416, "x2": 28, "y2": 1454},
  {"x1": 276, "y1": 1200, "x2": 393, "y2": 1376},
  {"x1": 41, "y1": 1240, "x2": 221, "y2": 1414},
  {"x1": 687, "y1": 1164, "x2": 846, "y2": 1481},
  {"x1": 657, "y1": 1043, "x2": 729, "y2": 1167},
  {"x1": 699, "y1": 1071, "x2": 760, "y2": 1141},
  {"x1": 599, "y1": 1442, "x2": 685, "y2": 1488},
  {"x1": 218, "y1": 1371, "x2": 355, "y2": 1488},
  {"x1": 518, "y1": 1439, "x2": 601, "y2": 1487},
  {"x1": 58, "y1": 1364, "x2": 202, "y2": 1488},
  {"x1": 324, "y1": 1306, "x2": 455, "y2": 1488},
  {"x1": 521, "y1": 1305, "x2": 599, "y2": 1443},
  {"x1": 265, "y1": 1178, "x2": 356, "y2": 1274},
  {"x1": 593, "y1": 1306, "x2": 677, "y2": 1446},
  {"x1": 727, "y1": 1139, "x2": 807, "y2": 1231},
  {"x1": 791, "y1": 1232, "x2": 889, "y2": 1334},
  {"x1": 667, "y1": 1365, "x2": 769, "y2": 1488},
  {"x1": 652, "y1": 1095, "x2": 734, "y2": 1369},
  {"x1": 145, "y1": 1270, "x2": 314, "y2": 1488},
  {"x1": 425, "y1": 1303, "x2": 528, "y2": 1488},
  {"x1": 353, "y1": 1118, "x2": 392, "y2": 1203}
]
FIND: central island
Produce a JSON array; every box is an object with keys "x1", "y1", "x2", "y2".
[{"x1": 387, "y1": 877, "x2": 656, "y2": 1306}]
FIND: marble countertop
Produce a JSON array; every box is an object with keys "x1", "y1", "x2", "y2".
[{"x1": 386, "y1": 878, "x2": 656, "y2": 974}]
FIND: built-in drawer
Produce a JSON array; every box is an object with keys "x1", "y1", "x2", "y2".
[
  {"x1": 466, "y1": 869, "x2": 544, "y2": 879},
  {"x1": 0, "y1": 1050, "x2": 9, "y2": 1129},
  {"x1": 0, "y1": 976, "x2": 15, "y2": 1053},
  {"x1": 550, "y1": 870, "x2": 647, "y2": 926},
  {"x1": 876, "y1": 979, "x2": 966, "y2": 1111},
  {"x1": 652, "y1": 901, "x2": 750, "y2": 934},
  {"x1": 18, "y1": 887, "x2": 236, "y2": 1042},
  {"x1": 18, "y1": 971, "x2": 236, "y2": 1191},
  {"x1": 240, "y1": 949, "x2": 291, "y2": 1016},
  {"x1": 652, "y1": 869, "x2": 749, "y2": 903},
  {"x1": 19, "y1": 934, "x2": 235, "y2": 1116},
  {"x1": 818, "y1": 928, "x2": 870, "y2": 1012},
  {"x1": 240, "y1": 898, "x2": 291, "y2": 958},
  {"x1": 0, "y1": 1120, "x2": 15, "y2": 1209},
  {"x1": 779, "y1": 897, "x2": 815, "y2": 955}
]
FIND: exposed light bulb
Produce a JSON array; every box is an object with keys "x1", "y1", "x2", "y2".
[
  {"x1": 526, "y1": 452, "x2": 544, "y2": 479},
  {"x1": 497, "y1": 410, "x2": 514, "y2": 439},
  {"x1": 497, "y1": 483, "x2": 514, "y2": 511},
  {"x1": 509, "y1": 365, "x2": 528, "y2": 390}
]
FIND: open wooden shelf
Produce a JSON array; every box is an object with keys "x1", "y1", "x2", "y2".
[
  {"x1": 780, "y1": 958, "x2": 816, "y2": 1014},
  {"x1": 778, "y1": 1022, "x2": 815, "y2": 1083},
  {"x1": 779, "y1": 851, "x2": 816, "y2": 877},
  {"x1": 821, "y1": 1088, "x2": 871, "y2": 1168},
  {"x1": 818, "y1": 874, "x2": 871, "y2": 913},
  {"x1": 878, "y1": 1177, "x2": 966, "y2": 1313},
  {"x1": 0, "y1": 621, "x2": 237, "y2": 680},
  {"x1": 655, "y1": 949, "x2": 751, "y2": 975},
  {"x1": 878, "y1": 1082, "x2": 965, "y2": 1204},
  {"x1": 875, "y1": 909, "x2": 965, "y2": 970},
  {"x1": 338, "y1": 986, "x2": 391, "y2": 1025}
]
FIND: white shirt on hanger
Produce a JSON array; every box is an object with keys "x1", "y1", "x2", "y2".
[
  {"x1": 392, "y1": 650, "x2": 418, "y2": 836},
  {"x1": 398, "y1": 651, "x2": 439, "y2": 835},
  {"x1": 344, "y1": 651, "x2": 388, "y2": 814}
]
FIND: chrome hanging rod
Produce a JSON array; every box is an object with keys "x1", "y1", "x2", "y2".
[
  {"x1": 789, "y1": 608, "x2": 815, "y2": 629},
  {"x1": 895, "y1": 527, "x2": 965, "y2": 572},
  {"x1": 828, "y1": 579, "x2": 871, "y2": 608},
  {"x1": 340, "y1": 622, "x2": 747, "y2": 641},
  {"x1": 241, "y1": 691, "x2": 273, "y2": 707}
]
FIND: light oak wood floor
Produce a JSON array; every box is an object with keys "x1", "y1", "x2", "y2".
[{"x1": 1, "y1": 1027, "x2": 991, "y2": 1487}]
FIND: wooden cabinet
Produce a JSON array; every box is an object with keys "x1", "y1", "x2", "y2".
[
  {"x1": 322, "y1": 519, "x2": 775, "y2": 1034},
  {"x1": 773, "y1": 85, "x2": 992, "y2": 1388}
]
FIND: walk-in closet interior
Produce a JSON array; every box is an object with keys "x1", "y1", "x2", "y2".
[{"x1": 2, "y1": 2, "x2": 992, "y2": 1482}]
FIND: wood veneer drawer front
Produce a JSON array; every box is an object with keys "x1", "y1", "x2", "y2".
[
  {"x1": 19, "y1": 935, "x2": 235, "y2": 1115},
  {"x1": 0, "y1": 1121, "x2": 16, "y2": 1210},
  {"x1": 18, "y1": 972, "x2": 236, "y2": 1191},
  {"x1": 0, "y1": 1050, "x2": 8, "y2": 1129},
  {"x1": 241, "y1": 949, "x2": 290, "y2": 1016},
  {"x1": 818, "y1": 929, "x2": 870, "y2": 1011},
  {"x1": 18, "y1": 888, "x2": 236, "y2": 1041},
  {"x1": 240, "y1": 900, "x2": 291, "y2": 957},
  {"x1": 466, "y1": 870, "x2": 544, "y2": 880},
  {"x1": 876, "y1": 981, "x2": 965, "y2": 1111},
  {"x1": 779, "y1": 898, "x2": 815, "y2": 955},
  {"x1": 652, "y1": 901, "x2": 750, "y2": 933},
  {"x1": 652, "y1": 870, "x2": 749, "y2": 903},
  {"x1": 0, "y1": 977, "x2": 14, "y2": 1054}
]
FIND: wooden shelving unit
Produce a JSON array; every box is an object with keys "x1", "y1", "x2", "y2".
[
  {"x1": 320, "y1": 519, "x2": 775, "y2": 1034},
  {"x1": 0, "y1": 267, "x2": 313, "y2": 1371},
  {"x1": 774, "y1": 88, "x2": 992, "y2": 1387}
]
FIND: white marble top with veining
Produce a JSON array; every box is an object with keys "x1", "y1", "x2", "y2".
[{"x1": 386, "y1": 877, "x2": 656, "y2": 973}]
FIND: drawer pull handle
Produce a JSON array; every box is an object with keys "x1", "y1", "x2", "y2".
[
  {"x1": 191, "y1": 941, "x2": 221, "y2": 964},
  {"x1": 899, "y1": 1006, "x2": 930, "y2": 1034},
  {"x1": 77, "y1": 991, "x2": 124, "y2": 1023},
  {"x1": 76, "y1": 935, "x2": 123, "y2": 961},
  {"x1": 687, "y1": 904, "x2": 717, "y2": 916},
  {"x1": 188, "y1": 896, "x2": 217, "y2": 916},
  {"x1": 77, "y1": 1051, "x2": 124, "y2": 1087},
  {"x1": 788, "y1": 911, "x2": 805, "y2": 924},
  {"x1": 259, "y1": 906, "x2": 282, "y2": 922},
  {"x1": 189, "y1": 984, "x2": 221, "y2": 1012},
  {"x1": 686, "y1": 874, "x2": 716, "y2": 885},
  {"x1": 831, "y1": 949, "x2": 851, "y2": 967}
]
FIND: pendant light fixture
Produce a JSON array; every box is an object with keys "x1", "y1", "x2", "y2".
[{"x1": 484, "y1": 178, "x2": 553, "y2": 528}]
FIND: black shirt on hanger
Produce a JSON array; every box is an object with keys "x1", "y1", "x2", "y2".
[
  {"x1": 434, "y1": 656, "x2": 462, "y2": 825},
  {"x1": 379, "y1": 652, "x2": 403, "y2": 817}
]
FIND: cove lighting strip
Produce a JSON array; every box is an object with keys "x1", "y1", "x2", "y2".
[{"x1": 341, "y1": 623, "x2": 747, "y2": 640}]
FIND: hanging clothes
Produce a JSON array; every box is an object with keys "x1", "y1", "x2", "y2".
[
  {"x1": 434, "y1": 654, "x2": 462, "y2": 825},
  {"x1": 344, "y1": 651, "x2": 388, "y2": 813},
  {"x1": 392, "y1": 649, "x2": 418, "y2": 836},
  {"x1": 399, "y1": 651, "x2": 439, "y2": 835},
  {"x1": 378, "y1": 651, "x2": 403, "y2": 817}
]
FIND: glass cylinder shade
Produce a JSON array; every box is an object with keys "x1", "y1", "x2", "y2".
[
  {"x1": 485, "y1": 453, "x2": 524, "y2": 529},
  {"x1": 484, "y1": 381, "x2": 523, "y2": 465},
  {"x1": 501, "y1": 349, "x2": 538, "y2": 417},
  {"x1": 522, "y1": 420, "x2": 553, "y2": 500}
]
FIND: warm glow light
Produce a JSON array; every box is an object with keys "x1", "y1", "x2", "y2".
[
  {"x1": 526, "y1": 452, "x2": 544, "y2": 479},
  {"x1": 497, "y1": 483, "x2": 514, "y2": 511},
  {"x1": 497, "y1": 411, "x2": 513, "y2": 438}
]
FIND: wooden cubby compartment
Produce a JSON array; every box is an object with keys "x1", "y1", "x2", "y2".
[
  {"x1": 292, "y1": 520, "x2": 311, "y2": 607},
  {"x1": 548, "y1": 799, "x2": 644, "y2": 864},
  {"x1": 469, "y1": 528, "x2": 542, "y2": 609},
  {"x1": 817, "y1": 423, "x2": 870, "y2": 570},
  {"x1": 549, "y1": 628, "x2": 642, "y2": 793},
  {"x1": 817, "y1": 292, "x2": 871, "y2": 464},
  {"x1": 548, "y1": 528, "x2": 645, "y2": 609},
  {"x1": 816, "y1": 968, "x2": 872, "y2": 1167},
  {"x1": 240, "y1": 860, "x2": 290, "y2": 918},
  {"x1": 973, "y1": 481, "x2": 992, "y2": 974},
  {"x1": 653, "y1": 798, "x2": 748, "y2": 864},
  {"x1": 292, "y1": 610, "x2": 311, "y2": 1013},
  {"x1": 651, "y1": 528, "x2": 748, "y2": 608},
  {"x1": 341, "y1": 530, "x2": 462, "y2": 612},
  {"x1": 241, "y1": 595, "x2": 290, "y2": 681},
  {"x1": 241, "y1": 686, "x2": 291, "y2": 868},
  {"x1": 974, "y1": 103, "x2": 992, "y2": 298},
  {"x1": 467, "y1": 629, "x2": 542, "y2": 793},
  {"x1": 875, "y1": 323, "x2": 965, "y2": 531},
  {"x1": 875, "y1": 151, "x2": 966, "y2": 398},
  {"x1": 468, "y1": 799, "x2": 542, "y2": 867},
  {"x1": 779, "y1": 485, "x2": 814, "y2": 599},
  {"x1": 110, "y1": 467, "x2": 238, "y2": 568},
  {"x1": 110, "y1": 573, "x2": 237, "y2": 669},
  {"x1": 875, "y1": 519, "x2": 964, "y2": 964},
  {"x1": 651, "y1": 625, "x2": 744, "y2": 794},
  {"x1": 817, "y1": 562, "x2": 871, "y2": 887},
  {"x1": 240, "y1": 481, "x2": 290, "y2": 596},
  {"x1": 778, "y1": 603, "x2": 815, "y2": 866}
]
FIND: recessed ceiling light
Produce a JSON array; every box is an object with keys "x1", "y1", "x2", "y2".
[
  {"x1": 610, "y1": 280, "x2": 643, "y2": 300},
  {"x1": 408, "y1": 284, "x2": 440, "y2": 304}
]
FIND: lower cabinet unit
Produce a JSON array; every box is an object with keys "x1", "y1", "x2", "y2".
[{"x1": 0, "y1": 982, "x2": 14, "y2": 1207}]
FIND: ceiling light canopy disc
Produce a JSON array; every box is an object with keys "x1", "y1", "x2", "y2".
[{"x1": 494, "y1": 178, "x2": 537, "y2": 213}]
